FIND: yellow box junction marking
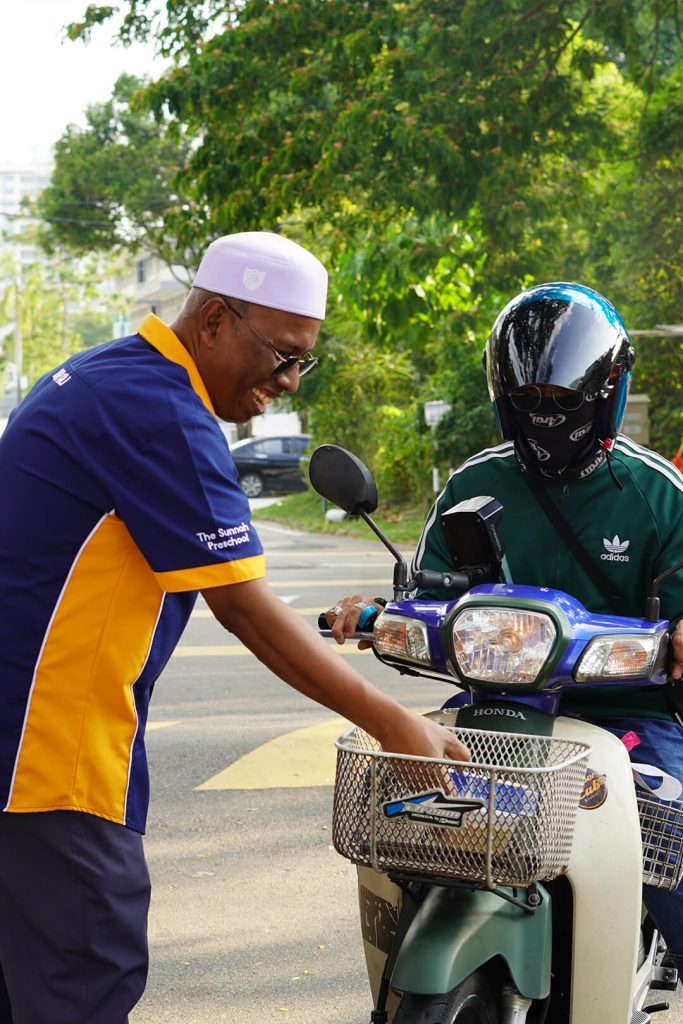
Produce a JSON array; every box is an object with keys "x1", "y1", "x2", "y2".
[
  {"x1": 174, "y1": 643, "x2": 371, "y2": 657},
  {"x1": 192, "y1": 607, "x2": 339, "y2": 619},
  {"x1": 195, "y1": 718, "x2": 349, "y2": 790},
  {"x1": 269, "y1": 579, "x2": 388, "y2": 589}
]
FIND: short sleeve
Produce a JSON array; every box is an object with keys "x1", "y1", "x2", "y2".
[{"x1": 103, "y1": 410, "x2": 264, "y2": 593}]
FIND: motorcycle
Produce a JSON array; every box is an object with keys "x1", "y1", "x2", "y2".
[{"x1": 309, "y1": 444, "x2": 683, "y2": 1024}]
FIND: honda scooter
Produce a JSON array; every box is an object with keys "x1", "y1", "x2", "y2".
[{"x1": 310, "y1": 444, "x2": 683, "y2": 1024}]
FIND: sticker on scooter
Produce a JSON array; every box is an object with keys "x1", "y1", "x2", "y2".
[
  {"x1": 382, "y1": 791, "x2": 486, "y2": 828},
  {"x1": 579, "y1": 768, "x2": 608, "y2": 809}
]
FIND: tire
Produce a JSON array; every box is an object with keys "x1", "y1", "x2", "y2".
[
  {"x1": 238, "y1": 472, "x2": 265, "y2": 498},
  {"x1": 393, "y1": 972, "x2": 500, "y2": 1024}
]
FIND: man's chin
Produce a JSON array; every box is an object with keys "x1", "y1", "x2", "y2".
[
  {"x1": 218, "y1": 411, "x2": 250, "y2": 425},
  {"x1": 213, "y1": 403, "x2": 251, "y2": 425}
]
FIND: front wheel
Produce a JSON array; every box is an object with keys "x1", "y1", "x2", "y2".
[
  {"x1": 393, "y1": 972, "x2": 500, "y2": 1024},
  {"x1": 238, "y1": 471, "x2": 265, "y2": 498}
]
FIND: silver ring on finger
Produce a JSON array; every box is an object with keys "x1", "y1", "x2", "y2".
[{"x1": 330, "y1": 605, "x2": 343, "y2": 617}]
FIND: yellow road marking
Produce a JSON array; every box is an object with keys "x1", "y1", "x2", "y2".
[
  {"x1": 191, "y1": 607, "x2": 354, "y2": 618},
  {"x1": 285, "y1": 608, "x2": 336, "y2": 616},
  {"x1": 269, "y1": 561, "x2": 397, "y2": 568},
  {"x1": 174, "y1": 643, "x2": 371, "y2": 657},
  {"x1": 195, "y1": 718, "x2": 349, "y2": 790},
  {"x1": 147, "y1": 720, "x2": 180, "y2": 731},
  {"x1": 263, "y1": 553, "x2": 413, "y2": 563},
  {"x1": 269, "y1": 579, "x2": 387, "y2": 588}
]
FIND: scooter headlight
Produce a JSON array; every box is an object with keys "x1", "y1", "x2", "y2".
[
  {"x1": 574, "y1": 632, "x2": 667, "y2": 681},
  {"x1": 450, "y1": 607, "x2": 557, "y2": 685},
  {"x1": 373, "y1": 613, "x2": 431, "y2": 667}
]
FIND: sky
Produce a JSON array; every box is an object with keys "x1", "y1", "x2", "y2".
[{"x1": 0, "y1": 0, "x2": 166, "y2": 166}]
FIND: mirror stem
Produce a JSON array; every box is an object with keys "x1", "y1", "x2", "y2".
[
  {"x1": 358, "y1": 510, "x2": 405, "y2": 564},
  {"x1": 357, "y1": 510, "x2": 410, "y2": 599},
  {"x1": 644, "y1": 557, "x2": 683, "y2": 622}
]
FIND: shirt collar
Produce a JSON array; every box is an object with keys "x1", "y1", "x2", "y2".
[{"x1": 137, "y1": 313, "x2": 216, "y2": 416}]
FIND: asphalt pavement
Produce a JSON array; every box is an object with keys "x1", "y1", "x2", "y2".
[{"x1": 130, "y1": 517, "x2": 683, "y2": 1024}]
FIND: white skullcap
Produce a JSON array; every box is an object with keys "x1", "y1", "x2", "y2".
[{"x1": 193, "y1": 231, "x2": 328, "y2": 320}]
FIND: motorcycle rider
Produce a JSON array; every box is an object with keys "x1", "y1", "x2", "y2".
[{"x1": 327, "y1": 281, "x2": 683, "y2": 973}]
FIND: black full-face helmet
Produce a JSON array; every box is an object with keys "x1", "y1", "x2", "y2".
[{"x1": 485, "y1": 282, "x2": 635, "y2": 446}]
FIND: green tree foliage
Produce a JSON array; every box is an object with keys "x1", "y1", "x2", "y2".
[
  {"x1": 65, "y1": 2, "x2": 230, "y2": 55},
  {"x1": 38, "y1": 74, "x2": 193, "y2": 272},
  {"x1": 299, "y1": 215, "x2": 504, "y2": 497},
  {"x1": 49, "y1": 0, "x2": 683, "y2": 492},
  {"x1": 579, "y1": 58, "x2": 683, "y2": 454},
  {"x1": 121, "y1": 2, "x2": 629, "y2": 256},
  {"x1": 1, "y1": 259, "x2": 82, "y2": 389},
  {"x1": 0, "y1": 244, "x2": 123, "y2": 392}
]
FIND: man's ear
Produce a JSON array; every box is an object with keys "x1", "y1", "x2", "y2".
[{"x1": 199, "y1": 297, "x2": 226, "y2": 345}]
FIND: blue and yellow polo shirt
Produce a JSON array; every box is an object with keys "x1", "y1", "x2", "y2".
[{"x1": 0, "y1": 315, "x2": 265, "y2": 832}]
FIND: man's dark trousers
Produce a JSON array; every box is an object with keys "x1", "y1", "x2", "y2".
[{"x1": 0, "y1": 810, "x2": 150, "y2": 1024}]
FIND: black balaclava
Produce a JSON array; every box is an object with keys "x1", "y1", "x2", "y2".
[{"x1": 511, "y1": 395, "x2": 606, "y2": 482}]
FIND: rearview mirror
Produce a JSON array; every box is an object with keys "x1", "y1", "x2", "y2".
[{"x1": 308, "y1": 445, "x2": 378, "y2": 515}]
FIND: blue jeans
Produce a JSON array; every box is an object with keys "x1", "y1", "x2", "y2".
[{"x1": 597, "y1": 716, "x2": 683, "y2": 969}]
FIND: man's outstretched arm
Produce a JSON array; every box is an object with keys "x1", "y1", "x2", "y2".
[{"x1": 201, "y1": 577, "x2": 470, "y2": 761}]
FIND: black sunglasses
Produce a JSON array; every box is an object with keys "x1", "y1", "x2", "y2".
[
  {"x1": 509, "y1": 385, "x2": 585, "y2": 412},
  {"x1": 224, "y1": 300, "x2": 318, "y2": 378}
]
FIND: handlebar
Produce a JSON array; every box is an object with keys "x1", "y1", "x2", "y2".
[
  {"x1": 412, "y1": 569, "x2": 471, "y2": 592},
  {"x1": 317, "y1": 567, "x2": 470, "y2": 637}
]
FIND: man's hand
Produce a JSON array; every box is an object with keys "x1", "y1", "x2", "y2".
[
  {"x1": 378, "y1": 710, "x2": 470, "y2": 762},
  {"x1": 325, "y1": 593, "x2": 381, "y2": 649},
  {"x1": 671, "y1": 621, "x2": 683, "y2": 679}
]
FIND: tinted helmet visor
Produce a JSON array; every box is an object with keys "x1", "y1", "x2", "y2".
[{"x1": 485, "y1": 283, "x2": 631, "y2": 402}]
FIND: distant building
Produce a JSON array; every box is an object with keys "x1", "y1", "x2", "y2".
[
  {"x1": 118, "y1": 251, "x2": 190, "y2": 329},
  {"x1": 0, "y1": 158, "x2": 53, "y2": 412},
  {"x1": 0, "y1": 158, "x2": 53, "y2": 268}
]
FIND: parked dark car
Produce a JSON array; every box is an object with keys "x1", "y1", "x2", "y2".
[{"x1": 229, "y1": 434, "x2": 311, "y2": 498}]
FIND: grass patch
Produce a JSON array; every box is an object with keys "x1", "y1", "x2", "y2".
[{"x1": 251, "y1": 487, "x2": 430, "y2": 547}]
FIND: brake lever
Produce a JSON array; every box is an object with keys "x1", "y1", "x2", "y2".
[{"x1": 317, "y1": 628, "x2": 375, "y2": 641}]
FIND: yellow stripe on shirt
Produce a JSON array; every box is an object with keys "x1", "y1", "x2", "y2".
[
  {"x1": 8, "y1": 514, "x2": 163, "y2": 822},
  {"x1": 154, "y1": 554, "x2": 266, "y2": 592}
]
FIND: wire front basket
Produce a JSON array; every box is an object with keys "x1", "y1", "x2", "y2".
[
  {"x1": 333, "y1": 726, "x2": 591, "y2": 888},
  {"x1": 638, "y1": 794, "x2": 683, "y2": 890}
]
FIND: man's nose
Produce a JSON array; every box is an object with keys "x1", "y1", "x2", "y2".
[{"x1": 276, "y1": 364, "x2": 301, "y2": 392}]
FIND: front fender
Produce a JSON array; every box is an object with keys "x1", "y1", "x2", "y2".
[{"x1": 391, "y1": 885, "x2": 551, "y2": 999}]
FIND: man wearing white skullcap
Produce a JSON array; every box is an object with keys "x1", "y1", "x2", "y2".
[
  {"x1": 0, "y1": 230, "x2": 468, "y2": 1023},
  {"x1": 193, "y1": 231, "x2": 328, "y2": 318}
]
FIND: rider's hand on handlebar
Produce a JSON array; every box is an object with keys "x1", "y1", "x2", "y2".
[
  {"x1": 325, "y1": 595, "x2": 382, "y2": 649},
  {"x1": 671, "y1": 621, "x2": 683, "y2": 679}
]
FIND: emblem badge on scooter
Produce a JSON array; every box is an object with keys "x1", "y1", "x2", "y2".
[
  {"x1": 579, "y1": 768, "x2": 608, "y2": 809},
  {"x1": 383, "y1": 791, "x2": 486, "y2": 828}
]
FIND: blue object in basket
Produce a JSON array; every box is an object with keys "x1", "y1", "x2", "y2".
[{"x1": 449, "y1": 769, "x2": 539, "y2": 817}]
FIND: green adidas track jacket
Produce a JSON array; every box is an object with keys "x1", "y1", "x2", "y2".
[{"x1": 412, "y1": 435, "x2": 683, "y2": 720}]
